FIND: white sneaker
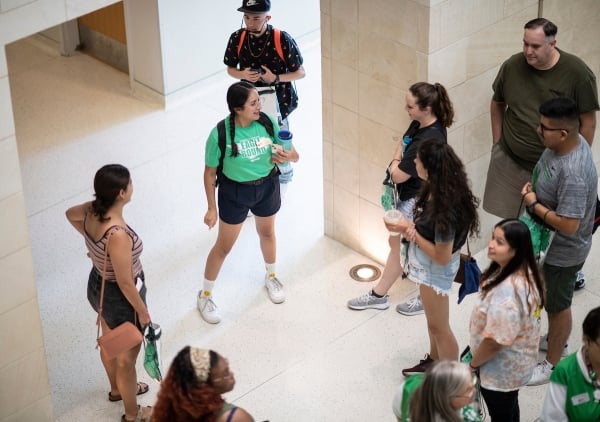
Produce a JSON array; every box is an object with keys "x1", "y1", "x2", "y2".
[
  {"x1": 526, "y1": 360, "x2": 553, "y2": 386},
  {"x1": 197, "y1": 292, "x2": 221, "y2": 324},
  {"x1": 574, "y1": 270, "x2": 585, "y2": 290},
  {"x1": 265, "y1": 275, "x2": 285, "y2": 304},
  {"x1": 538, "y1": 334, "x2": 569, "y2": 357}
]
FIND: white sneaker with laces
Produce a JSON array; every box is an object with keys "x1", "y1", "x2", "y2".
[
  {"x1": 197, "y1": 292, "x2": 222, "y2": 324},
  {"x1": 526, "y1": 360, "x2": 553, "y2": 386},
  {"x1": 265, "y1": 275, "x2": 285, "y2": 304},
  {"x1": 538, "y1": 334, "x2": 569, "y2": 357}
]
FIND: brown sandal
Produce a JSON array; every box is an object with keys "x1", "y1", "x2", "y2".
[
  {"x1": 121, "y1": 405, "x2": 152, "y2": 422},
  {"x1": 109, "y1": 382, "x2": 149, "y2": 402}
]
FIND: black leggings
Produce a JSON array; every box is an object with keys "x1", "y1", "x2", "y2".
[{"x1": 480, "y1": 386, "x2": 520, "y2": 422}]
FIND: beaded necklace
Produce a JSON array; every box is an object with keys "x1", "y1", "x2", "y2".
[{"x1": 247, "y1": 28, "x2": 270, "y2": 58}]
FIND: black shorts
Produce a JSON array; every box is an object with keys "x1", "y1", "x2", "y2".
[
  {"x1": 218, "y1": 170, "x2": 281, "y2": 224},
  {"x1": 87, "y1": 267, "x2": 146, "y2": 331}
]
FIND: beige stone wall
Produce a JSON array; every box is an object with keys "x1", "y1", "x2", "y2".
[{"x1": 322, "y1": 0, "x2": 600, "y2": 263}]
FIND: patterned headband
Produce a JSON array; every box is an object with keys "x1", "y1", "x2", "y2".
[{"x1": 189, "y1": 347, "x2": 211, "y2": 383}]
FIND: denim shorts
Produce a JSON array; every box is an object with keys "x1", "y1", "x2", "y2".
[
  {"x1": 397, "y1": 197, "x2": 416, "y2": 221},
  {"x1": 406, "y1": 242, "x2": 460, "y2": 296},
  {"x1": 218, "y1": 171, "x2": 281, "y2": 224},
  {"x1": 87, "y1": 267, "x2": 146, "y2": 330}
]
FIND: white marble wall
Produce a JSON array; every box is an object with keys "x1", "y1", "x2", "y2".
[{"x1": 322, "y1": 0, "x2": 600, "y2": 262}]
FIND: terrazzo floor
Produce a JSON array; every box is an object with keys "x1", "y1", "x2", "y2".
[{"x1": 7, "y1": 20, "x2": 600, "y2": 422}]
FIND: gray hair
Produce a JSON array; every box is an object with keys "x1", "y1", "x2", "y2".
[{"x1": 409, "y1": 360, "x2": 472, "y2": 422}]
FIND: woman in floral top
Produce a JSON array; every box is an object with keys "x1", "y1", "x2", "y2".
[{"x1": 469, "y1": 219, "x2": 545, "y2": 421}]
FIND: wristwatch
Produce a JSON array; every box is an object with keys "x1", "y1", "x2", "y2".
[{"x1": 273, "y1": 74, "x2": 280, "y2": 85}]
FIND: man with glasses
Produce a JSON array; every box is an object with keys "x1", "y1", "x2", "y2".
[
  {"x1": 521, "y1": 97, "x2": 598, "y2": 386},
  {"x1": 483, "y1": 17, "x2": 598, "y2": 290}
]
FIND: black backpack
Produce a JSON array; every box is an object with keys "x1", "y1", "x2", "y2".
[{"x1": 215, "y1": 112, "x2": 275, "y2": 186}]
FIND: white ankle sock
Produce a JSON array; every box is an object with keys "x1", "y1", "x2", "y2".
[
  {"x1": 265, "y1": 263, "x2": 276, "y2": 278},
  {"x1": 202, "y1": 279, "x2": 215, "y2": 296}
]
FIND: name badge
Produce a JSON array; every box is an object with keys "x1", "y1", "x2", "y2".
[
  {"x1": 594, "y1": 389, "x2": 600, "y2": 402},
  {"x1": 571, "y1": 392, "x2": 590, "y2": 406}
]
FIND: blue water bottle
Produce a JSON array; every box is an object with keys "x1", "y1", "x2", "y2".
[
  {"x1": 276, "y1": 130, "x2": 293, "y2": 167},
  {"x1": 276, "y1": 130, "x2": 294, "y2": 184}
]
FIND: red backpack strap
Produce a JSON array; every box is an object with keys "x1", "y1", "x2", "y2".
[
  {"x1": 273, "y1": 28, "x2": 284, "y2": 61},
  {"x1": 237, "y1": 29, "x2": 247, "y2": 58},
  {"x1": 238, "y1": 27, "x2": 284, "y2": 61}
]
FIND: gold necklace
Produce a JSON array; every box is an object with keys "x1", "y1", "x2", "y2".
[{"x1": 247, "y1": 28, "x2": 270, "y2": 58}]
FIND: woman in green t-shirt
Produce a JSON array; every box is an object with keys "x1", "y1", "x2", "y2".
[{"x1": 198, "y1": 81, "x2": 299, "y2": 324}]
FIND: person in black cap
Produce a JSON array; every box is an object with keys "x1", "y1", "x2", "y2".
[
  {"x1": 224, "y1": 0, "x2": 305, "y2": 198},
  {"x1": 225, "y1": 0, "x2": 305, "y2": 126}
]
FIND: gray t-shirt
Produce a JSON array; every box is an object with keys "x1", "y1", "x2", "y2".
[{"x1": 533, "y1": 136, "x2": 597, "y2": 266}]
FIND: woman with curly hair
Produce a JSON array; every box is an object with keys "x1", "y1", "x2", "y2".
[
  {"x1": 469, "y1": 219, "x2": 544, "y2": 421},
  {"x1": 152, "y1": 347, "x2": 254, "y2": 422},
  {"x1": 391, "y1": 138, "x2": 480, "y2": 376}
]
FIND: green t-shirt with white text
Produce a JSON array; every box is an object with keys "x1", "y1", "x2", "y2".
[{"x1": 205, "y1": 115, "x2": 279, "y2": 183}]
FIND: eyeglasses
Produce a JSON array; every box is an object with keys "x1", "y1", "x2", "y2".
[{"x1": 539, "y1": 122, "x2": 568, "y2": 135}]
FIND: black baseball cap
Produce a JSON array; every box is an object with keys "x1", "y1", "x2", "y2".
[{"x1": 237, "y1": 0, "x2": 271, "y2": 13}]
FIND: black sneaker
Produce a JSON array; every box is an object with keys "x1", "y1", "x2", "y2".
[
  {"x1": 574, "y1": 270, "x2": 585, "y2": 291},
  {"x1": 402, "y1": 354, "x2": 434, "y2": 377}
]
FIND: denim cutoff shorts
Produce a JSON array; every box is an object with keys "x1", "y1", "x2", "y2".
[
  {"x1": 397, "y1": 197, "x2": 416, "y2": 221},
  {"x1": 406, "y1": 242, "x2": 460, "y2": 296},
  {"x1": 87, "y1": 267, "x2": 146, "y2": 331}
]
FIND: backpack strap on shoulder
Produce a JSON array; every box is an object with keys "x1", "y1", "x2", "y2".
[
  {"x1": 237, "y1": 29, "x2": 247, "y2": 58},
  {"x1": 237, "y1": 28, "x2": 284, "y2": 62},
  {"x1": 216, "y1": 119, "x2": 227, "y2": 186},
  {"x1": 273, "y1": 28, "x2": 284, "y2": 61}
]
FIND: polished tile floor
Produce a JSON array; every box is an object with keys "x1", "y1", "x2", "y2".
[{"x1": 8, "y1": 26, "x2": 600, "y2": 422}]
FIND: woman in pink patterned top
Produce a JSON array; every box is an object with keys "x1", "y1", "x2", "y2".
[{"x1": 468, "y1": 219, "x2": 544, "y2": 421}]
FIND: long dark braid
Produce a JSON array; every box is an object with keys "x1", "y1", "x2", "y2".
[{"x1": 228, "y1": 111, "x2": 238, "y2": 157}]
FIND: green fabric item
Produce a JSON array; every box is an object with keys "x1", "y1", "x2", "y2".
[
  {"x1": 401, "y1": 374, "x2": 425, "y2": 421},
  {"x1": 143, "y1": 323, "x2": 162, "y2": 382},
  {"x1": 519, "y1": 209, "x2": 555, "y2": 261}
]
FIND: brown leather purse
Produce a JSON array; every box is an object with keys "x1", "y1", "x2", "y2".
[{"x1": 96, "y1": 228, "x2": 143, "y2": 360}]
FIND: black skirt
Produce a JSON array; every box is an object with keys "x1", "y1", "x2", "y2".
[{"x1": 87, "y1": 267, "x2": 147, "y2": 331}]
